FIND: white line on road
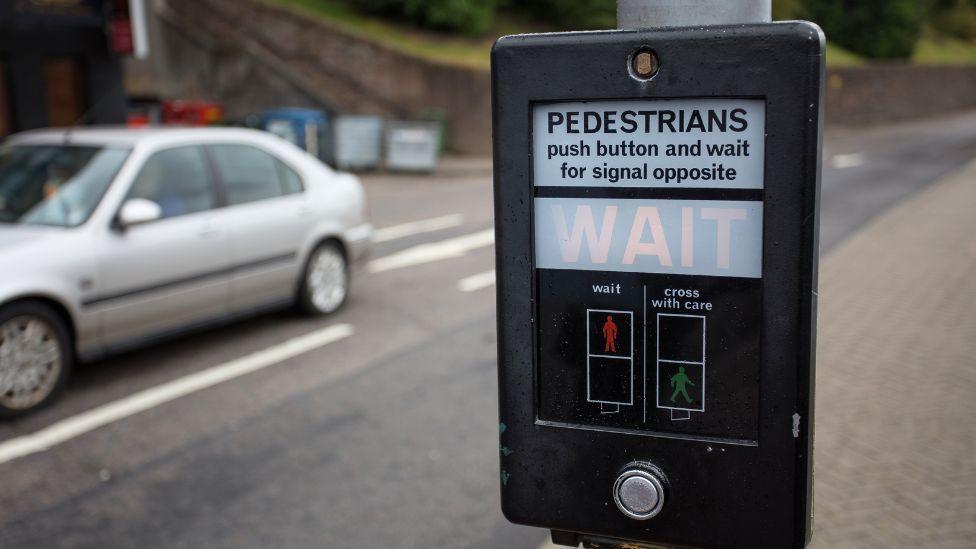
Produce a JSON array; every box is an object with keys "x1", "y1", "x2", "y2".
[
  {"x1": 368, "y1": 229, "x2": 495, "y2": 273},
  {"x1": 373, "y1": 214, "x2": 465, "y2": 243},
  {"x1": 830, "y1": 153, "x2": 866, "y2": 169},
  {"x1": 458, "y1": 269, "x2": 496, "y2": 292},
  {"x1": 0, "y1": 324, "x2": 354, "y2": 465}
]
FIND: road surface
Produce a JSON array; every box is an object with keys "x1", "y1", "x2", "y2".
[{"x1": 1, "y1": 111, "x2": 975, "y2": 548}]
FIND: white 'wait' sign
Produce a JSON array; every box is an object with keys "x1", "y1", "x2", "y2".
[{"x1": 533, "y1": 99, "x2": 765, "y2": 278}]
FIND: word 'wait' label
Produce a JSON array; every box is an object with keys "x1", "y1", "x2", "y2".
[{"x1": 534, "y1": 198, "x2": 763, "y2": 278}]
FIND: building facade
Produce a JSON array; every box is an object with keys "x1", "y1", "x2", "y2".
[{"x1": 0, "y1": 0, "x2": 131, "y2": 138}]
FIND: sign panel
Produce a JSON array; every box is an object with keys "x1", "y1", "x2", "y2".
[
  {"x1": 534, "y1": 99, "x2": 765, "y2": 189},
  {"x1": 534, "y1": 98, "x2": 764, "y2": 441},
  {"x1": 534, "y1": 197, "x2": 763, "y2": 278},
  {"x1": 536, "y1": 258, "x2": 761, "y2": 441},
  {"x1": 493, "y1": 23, "x2": 823, "y2": 549}
]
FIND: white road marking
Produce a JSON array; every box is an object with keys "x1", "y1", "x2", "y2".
[
  {"x1": 458, "y1": 270, "x2": 496, "y2": 292},
  {"x1": 0, "y1": 324, "x2": 354, "y2": 465},
  {"x1": 373, "y1": 214, "x2": 465, "y2": 243},
  {"x1": 367, "y1": 229, "x2": 495, "y2": 273},
  {"x1": 830, "y1": 153, "x2": 866, "y2": 169}
]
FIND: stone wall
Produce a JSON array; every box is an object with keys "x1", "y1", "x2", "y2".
[
  {"x1": 129, "y1": 0, "x2": 491, "y2": 154},
  {"x1": 826, "y1": 65, "x2": 976, "y2": 126},
  {"x1": 127, "y1": 0, "x2": 976, "y2": 155}
]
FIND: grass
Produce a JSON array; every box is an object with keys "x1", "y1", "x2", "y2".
[
  {"x1": 266, "y1": 0, "x2": 976, "y2": 70},
  {"x1": 826, "y1": 36, "x2": 976, "y2": 66},
  {"x1": 825, "y1": 43, "x2": 865, "y2": 67},
  {"x1": 913, "y1": 35, "x2": 976, "y2": 64},
  {"x1": 264, "y1": 0, "x2": 503, "y2": 69}
]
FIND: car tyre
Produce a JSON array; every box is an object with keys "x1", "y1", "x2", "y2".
[
  {"x1": 298, "y1": 241, "x2": 350, "y2": 316},
  {"x1": 0, "y1": 301, "x2": 72, "y2": 418}
]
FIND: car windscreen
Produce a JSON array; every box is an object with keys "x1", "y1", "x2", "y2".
[{"x1": 0, "y1": 144, "x2": 130, "y2": 227}]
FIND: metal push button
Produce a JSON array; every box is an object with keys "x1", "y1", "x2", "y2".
[{"x1": 612, "y1": 467, "x2": 666, "y2": 520}]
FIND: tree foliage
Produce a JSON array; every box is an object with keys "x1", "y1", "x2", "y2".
[
  {"x1": 351, "y1": 0, "x2": 497, "y2": 35},
  {"x1": 801, "y1": 0, "x2": 924, "y2": 59},
  {"x1": 772, "y1": 0, "x2": 803, "y2": 21},
  {"x1": 348, "y1": 0, "x2": 976, "y2": 50},
  {"x1": 927, "y1": 0, "x2": 976, "y2": 40},
  {"x1": 508, "y1": 0, "x2": 616, "y2": 31}
]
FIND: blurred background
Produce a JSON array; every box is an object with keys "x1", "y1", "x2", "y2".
[{"x1": 0, "y1": 1, "x2": 974, "y2": 548}]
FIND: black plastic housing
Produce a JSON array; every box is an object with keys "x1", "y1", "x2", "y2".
[{"x1": 492, "y1": 22, "x2": 824, "y2": 549}]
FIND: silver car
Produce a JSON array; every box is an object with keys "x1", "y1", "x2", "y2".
[{"x1": 0, "y1": 127, "x2": 372, "y2": 416}]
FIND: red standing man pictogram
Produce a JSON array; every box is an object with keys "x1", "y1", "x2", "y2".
[{"x1": 602, "y1": 315, "x2": 618, "y2": 353}]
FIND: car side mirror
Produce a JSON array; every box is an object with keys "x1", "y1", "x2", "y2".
[{"x1": 116, "y1": 198, "x2": 162, "y2": 229}]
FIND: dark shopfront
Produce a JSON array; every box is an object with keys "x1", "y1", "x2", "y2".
[{"x1": 0, "y1": 0, "x2": 129, "y2": 138}]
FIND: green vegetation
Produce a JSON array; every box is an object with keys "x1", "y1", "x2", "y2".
[
  {"x1": 772, "y1": 0, "x2": 803, "y2": 21},
  {"x1": 928, "y1": 0, "x2": 976, "y2": 41},
  {"x1": 503, "y1": 0, "x2": 615, "y2": 31},
  {"x1": 802, "y1": 0, "x2": 923, "y2": 59},
  {"x1": 269, "y1": 0, "x2": 503, "y2": 67},
  {"x1": 823, "y1": 33, "x2": 976, "y2": 66},
  {"x1": 351, "y1": 0, "x2": 496, "y2": 36},
  {"x1": 825, "y1": 43, "x2": 865, "y2": 67},
  {"x1": 914, "y1": 34, "x2": 976, "y2": 63},
  {"x1": 266, "y1": 0, "x2": 976, "y2": 68},
  {"x1": 792, "y1": 0, "x2": 976, "y2": 60}
]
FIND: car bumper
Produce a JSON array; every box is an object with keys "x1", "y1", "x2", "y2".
[{"x1": 345, "y1": 223, "x2": 373, "y2": 265}]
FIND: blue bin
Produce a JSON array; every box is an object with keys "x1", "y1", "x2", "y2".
[{"x1": 261, "y1": 108, "x2": 330, "y2": 163}]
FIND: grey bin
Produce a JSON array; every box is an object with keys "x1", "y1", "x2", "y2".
[
  {"x1": 332, "y1": 115, "x2": 384, "y2": 171},
  {"x1": 384, "y1": 121, "x2": 441, "y2": 173}
]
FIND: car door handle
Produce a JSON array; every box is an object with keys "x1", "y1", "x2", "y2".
[{"x1": 298, "y1": 205, "x2": 314, "y2": 218}]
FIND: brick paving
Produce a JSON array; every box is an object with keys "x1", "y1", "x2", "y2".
[
  {"x1": 809, "y1": 161, "x2": 976, "y2": 548},
  {"x1": 539, "y1": 162, "x2": 976, "y2": 549}
]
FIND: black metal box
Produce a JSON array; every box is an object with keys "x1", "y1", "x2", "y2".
[{"x1": 493, "y1": 22, "x2": 824, "y2": 548}]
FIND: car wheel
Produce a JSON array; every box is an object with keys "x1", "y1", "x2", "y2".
[
  {"x1": 298, "y1": 242, "x2": 349, "y2": 315},
  {"x1": 0, "y1": 302, "x2": 72, "y2": 418}
]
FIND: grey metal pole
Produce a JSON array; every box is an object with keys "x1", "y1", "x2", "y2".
[{"x1": 617, "y1": 0, "x2": 771, "y2": 29}]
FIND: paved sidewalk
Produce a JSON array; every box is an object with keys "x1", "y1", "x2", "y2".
[
  {"x1": 809, "y1": 160, "x2": 976, "y2": 548},
  {"x1": 539, "y1": 161, "x2": 976, "y2": 549}
]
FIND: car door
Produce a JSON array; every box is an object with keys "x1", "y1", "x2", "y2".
[
  {"x1": 92, "y1": 144, "x2": 231, "y2": 347},
  {"x1": 207, "y1": 143, "x2": 313, "y2": 312}
]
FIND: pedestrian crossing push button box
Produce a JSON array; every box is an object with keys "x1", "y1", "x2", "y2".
[{"x1": 493, "y1": 23, "x2": 823, "y2": 549}]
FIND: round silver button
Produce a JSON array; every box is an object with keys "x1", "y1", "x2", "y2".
[{"x1": 613, "y1": 468, "x2": 666, "y2": 520}]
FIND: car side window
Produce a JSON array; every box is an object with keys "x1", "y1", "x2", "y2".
[
  {"x1": 277, "y1": 160, "x2": 304, "y2": 195},
  {"x1": 209, "y1": 144, "x2": 286, "y2": 206},
  {"x1": 127, "y1": 146, "x2": 214, "y2": 219}
]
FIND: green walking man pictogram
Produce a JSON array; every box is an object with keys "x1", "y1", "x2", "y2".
[{"x1": 669, "y1": 366, "x2": 696, "y2": 404}]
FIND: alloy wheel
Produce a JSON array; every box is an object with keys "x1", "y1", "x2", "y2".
[
  {"x1": 307, "y1": 246, "x2": 348, "y2": 314},
  {"x1": 0, "y1": 315, "x2": 64, "y2": 411}
]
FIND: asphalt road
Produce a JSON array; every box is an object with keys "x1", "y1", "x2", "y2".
[{"x1": 1, "y1": 111, "x2": 975, "y2": 549}]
